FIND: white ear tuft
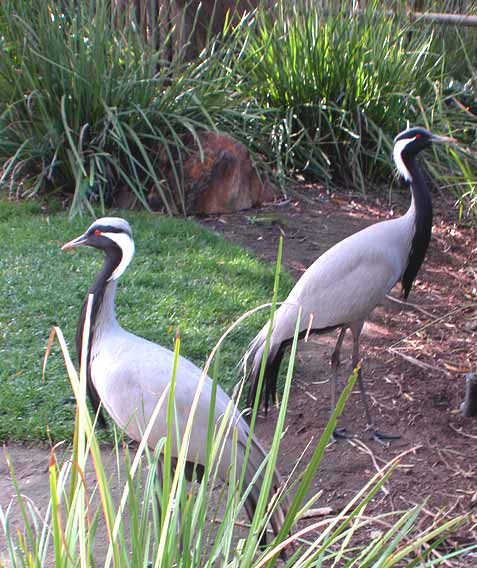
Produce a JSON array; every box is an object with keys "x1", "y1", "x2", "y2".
[
  {"x1": 393, "y1": 137, "x2": 416, "y2": 182},
  {"x1": 102, "y1": 232, "x2": 135, "y2": 280}
]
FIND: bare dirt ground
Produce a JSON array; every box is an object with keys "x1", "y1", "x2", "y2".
[
  {"x1": 200, "y1": 184, "x2": 477, "y2": 563},
  {"x1": 1, "y1": 184, "x2": 476, "y2": 565}
]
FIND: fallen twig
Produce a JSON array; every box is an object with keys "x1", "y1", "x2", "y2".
[
  {"x1": 388, "y1": 348, "x2": 451, "y2": 376},
  {"x1": 385, "y1": 294, "x2": 435, "y2": 318},
  {"x1": 346, "y1": 438, "x2": 390, "y2": 495},
  {"x1": 295, "y1": 379, "x2": 318, "y2": 401},
  {"x1": 449, "y1": 423, "x2": 477, "y2": 440},
  {"x1": 389, "y1": 303, "x2": 476, "y2": 349},
  {"x1": 301, "y1": 506, "x2": 333, "y2": 519},
  {"x1": 436, "y1": 449, "x2": 475, "y2": 479}
]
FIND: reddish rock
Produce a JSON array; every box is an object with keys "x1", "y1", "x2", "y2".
[{"x1": 173, "y1": 132, "x2": 277, "y2": 215}]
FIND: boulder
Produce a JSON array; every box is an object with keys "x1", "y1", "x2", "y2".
[{"x1": 163, "y1": 131, "x2": 277, "y2": 215}]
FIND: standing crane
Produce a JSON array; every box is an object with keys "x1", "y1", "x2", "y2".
[
  {"x1": 244, "y1": 127, "x2": 455, "y2": 442},
  {"x1": 62, "y1": 217, "x2": 288, "y2": 541}
]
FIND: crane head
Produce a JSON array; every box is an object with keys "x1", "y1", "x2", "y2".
[
  {"x1": 62, "y1": 217, "x2": 135, "y2": 281},
  {"x1": 393, "y1": 127, "x2": 456, "y2": 182},
  {"x1": 394, "y1": 127, "x2": 455, "y2": 151}
]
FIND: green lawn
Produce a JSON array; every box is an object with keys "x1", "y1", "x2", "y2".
[{"x1": 0, "y1": 201, "x2": 292, "y2": 441}]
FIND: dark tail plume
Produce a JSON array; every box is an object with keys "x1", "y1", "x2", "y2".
[{"x1": 244, "y1": 326, "x2": 284, "y2": 412}]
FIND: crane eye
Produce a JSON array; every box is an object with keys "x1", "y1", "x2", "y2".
[
  {"x1": 415, "y1": 133, "x2": 422, "y2": 139},
  {"x1": 94, "y1": 229, "x2": 102, "y2": 236}
]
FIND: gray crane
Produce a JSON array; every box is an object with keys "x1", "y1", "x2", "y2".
[
  {"x1": 62, "y1": 217, "x2": 288, "y2": 542},
  {"x1": 244, "y1": 127, "x2": 455, "y2": 442}
]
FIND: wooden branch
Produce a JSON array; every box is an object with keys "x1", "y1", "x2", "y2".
[
  {"x1": 388, "y1": 348, "x2": 451, "y2": 376},
  {"x1": 362, "y1": 9, "x2": 477, "y2": 28},
  {"x1": 389, "y1": 302, "x2": 476, "y2": 350},
  {"x1": 411, "y1": 11, "x2": 477, "y2": 28},
  {"x1": 385, "y1": 293, "x2": 434, "y2": 318},
  {"x1": 301, "y1": 506, "x2": 333, "y2": 519}
]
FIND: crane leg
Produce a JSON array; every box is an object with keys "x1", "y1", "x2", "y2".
[
  {"x1": 330, "y1": 327, "x2": 354, "y2": 440},
  {"x1": 351, "y1": 328, "x2": 400, "y2": 443}
]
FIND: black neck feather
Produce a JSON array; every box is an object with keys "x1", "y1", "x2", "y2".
[
  {"x1": 400, "y1": 153, "x2": 433, "y2": 299},
  {"x1": 76, "y1": 246, "x2": 122, "y2": 428}
]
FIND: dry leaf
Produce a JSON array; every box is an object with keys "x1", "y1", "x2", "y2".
[{"x1": 443, "y1": 362, "x2": 471, "y2": 373}]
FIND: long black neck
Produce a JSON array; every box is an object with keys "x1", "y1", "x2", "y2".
[
  {"x1": 400, "y1": 153, "x2": 433, "y2": 299},
  {"x1": 76, "y1": 247, "x2": 122, "y2": 428}
]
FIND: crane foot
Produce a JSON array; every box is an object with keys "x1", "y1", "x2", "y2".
[
  {"x1": 332, "y1": 427, "x2": 355, "y2": 442},
  {"x1": 371, "y1": 430, "x2": 401, "y2": 445}
]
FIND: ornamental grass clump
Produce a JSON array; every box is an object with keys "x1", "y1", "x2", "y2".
[
  {"x1": 1, "y1": 257, "x2": 473, "y2": 565},
  {"x1": 0, "y1": 0, "x2": 247, "y2": 215},
  {"x1": 235, "y1": 1, "x2": 477, "y2": 213}
]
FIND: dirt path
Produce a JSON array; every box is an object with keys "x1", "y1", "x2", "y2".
[{"x1": 1, "y1": 186, "x2": 476, "y2": 564}]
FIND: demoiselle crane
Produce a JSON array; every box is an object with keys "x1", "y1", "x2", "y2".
[
  {"x1": 62, "y1": 217, "x2": 288, "y2": 540},
  {"x1": 244, "y1": 127, "x2": 455, "y2": 442}
]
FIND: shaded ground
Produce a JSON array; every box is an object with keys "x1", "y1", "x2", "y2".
[{"x1": 1, "y1": 185, "x2": 476, "y2": 564}]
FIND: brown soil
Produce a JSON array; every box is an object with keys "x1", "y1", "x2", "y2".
[
  {"x1": 200, "y1": 184, "x2": 477, "y2": 563},
  {"x1": 1, "y1": 185, "x2": 476, "y2": 565}
]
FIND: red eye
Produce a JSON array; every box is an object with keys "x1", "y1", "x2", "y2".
[
  {"x1": 94, "y1": 229, "x2": 102, "y2": 236},
  {"x1": 415, "y1": 133, "x2": 422, "y2": 139}
]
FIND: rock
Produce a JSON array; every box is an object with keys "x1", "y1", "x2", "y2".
[{"x1": 162, "y1": 131, "x2": 277, "y2": 215}]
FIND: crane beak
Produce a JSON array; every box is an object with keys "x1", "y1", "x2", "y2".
[
  {"x1": 431, "y1": 133, "x2": 457, "y2": 144},
  {"x1": 61, "y1": 233, "x2": 88, "y2": 251}
]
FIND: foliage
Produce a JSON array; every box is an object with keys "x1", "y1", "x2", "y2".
[
  {"x1": 0, "y1": 300, "x2": 473, "y2": 566},
  {"x1": 0, "y1": 0, "x2": 246, "y2": 215},
  {"x1": 0, "y1": 0, "x2": 476, "y2": 215},
  {"x1": 236, "y1": 2, "x2": 477, "y2": 207},
  {"x1": 0, "y1": 201, "x2": 292, "y2": 441}
]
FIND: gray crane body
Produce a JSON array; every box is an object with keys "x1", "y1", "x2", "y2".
[
  {"x1": 244, "y1": 127, "x2": 455, "y2": 440},
  {"x1": 62, "y1": 218, "x2": 288, "y2": 539},
  {"x1": 90, "y1": 279, "x2": 249, "y2": 466},
  {"x1": 247, "y1": 201, "x2": 416, "y2": 382}
]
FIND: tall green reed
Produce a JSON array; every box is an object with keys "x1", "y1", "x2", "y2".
[
  {"x1": 1, "y1": 0, "x2": 476, "y2": 216},
  {"x1": 0, "y1": 0, "x2": 247, "y2": 216},
  {"x1": 1, "y1": 327, "x2": 471, "y2": 565},
  {"x1": 1, "y1": 288, "x2": 473, "y2": 564},
  {"x1": 237, "y1": 3, "x2": 440, "y2": 186},
  {"x1": 235, "y1": 1, "x2": 477, "y2": 213}
]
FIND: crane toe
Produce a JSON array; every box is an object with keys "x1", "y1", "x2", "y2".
[
  {"x1": 331, "y1": 427, "x2": 356, "y2": 442},
  {"x1": 371, "y1": 430, "x2": 401, "y2": 445}
]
